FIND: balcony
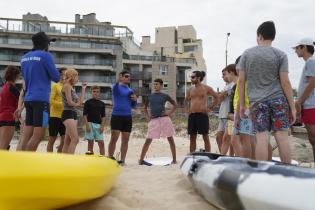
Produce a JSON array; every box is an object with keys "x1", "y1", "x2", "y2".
[
  {"x1": 143, "y1": 72, "x2": 152, "y2": 80},
  {"x1": 0, "y1": 17, "x2": 133, "y2": 38},
  {"x1": 0, "y1": 54, "x2": 116, "y2": 69},
  {"x1": 54, "y1": 58, "x2": 116, "y2": 67},
  {"x1": 130, "y1": 71, "x2": 144, "y2": 80},
  {"x1": 0, "y1": 37, "x2": 121, "y2": 52}
]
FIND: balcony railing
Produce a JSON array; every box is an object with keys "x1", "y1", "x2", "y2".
[
  {"x1": 0, "y1": 54, "x2": 116, "y2": 67},
  {"x1": 123, "y1": 54, "x2": 196, "y2": 64},
  {"x1": 0, "y1": 37, "x2": 122, "y2": 51},
  {"x1": 0, "y1": 17, "x2": 133, "y2": 38}
]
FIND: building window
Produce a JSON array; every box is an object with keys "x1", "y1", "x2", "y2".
[
  {"x1": 159, "y1": 65, "x2": 168, "y2": 75},
  {"x1": 163, "y1": 82, "x2": 168, "y2": 89},
  {"x1": 184, "y1": 45, "x2": 197, "y2": 52}
]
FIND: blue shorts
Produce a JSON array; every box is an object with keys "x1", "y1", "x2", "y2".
[{"x1": 85, "y1": 122, "x2": 104, "y2": 141}]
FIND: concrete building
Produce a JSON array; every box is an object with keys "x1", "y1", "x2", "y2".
[
  {"x1": 0, "y1": 14, "x2": 205, "y2": 107},
  {"x1": 141, "y1": 25, "x2": 206, "y2": 75},
  {"x1": 121, "y1": 35, "x2": 197, "y2": 106},
  {"x1": 0, "y1": 13, "x2": 129, "y2": 104}
]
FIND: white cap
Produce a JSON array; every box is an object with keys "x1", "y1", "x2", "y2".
[{"x1": 292, "y1": 38, "x2": 315, "y2": 49}]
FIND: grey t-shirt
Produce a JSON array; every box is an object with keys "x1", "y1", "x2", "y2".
[
  {"x1": 297, "y1": 57, "x2": 315, "y2": 109},
  {"x1": 62, "y1": 88, "x2": 79, "y2": 111},
  {"x1": 237, "y1": 46, "x2": 288, "y2": 103},
  {"x1": 219, "y1": 82, "x2": 235, "y2": 118},
  {"x1": 145, "y1": 92, "x2": 175, "y2": 118}
]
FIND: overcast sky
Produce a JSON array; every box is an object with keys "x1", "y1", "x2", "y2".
[{"x1": 1, "y1": 0, "x2": 314, "y2": 90}]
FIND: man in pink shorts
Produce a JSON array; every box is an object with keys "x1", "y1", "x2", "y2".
[
  {"x1": 139, "y1": 78, "x2": 178, "y2": 165},
  {"x1": 293, "y1": 38, "x2": 315, "y2": 161}
]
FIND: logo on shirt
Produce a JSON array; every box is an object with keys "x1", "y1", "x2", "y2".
[{"x1": 21, "y1": 56, "x2": 41, "y2": 63}]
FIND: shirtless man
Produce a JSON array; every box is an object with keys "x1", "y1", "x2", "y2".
[{"x1": 184, "y1": 71, "x2": 219, "y2": 152}]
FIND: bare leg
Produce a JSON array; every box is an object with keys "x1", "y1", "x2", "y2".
[
  {"x1": 139, "y1": 138, "x2": 153, "y2": 162},
  {"x1": 0, "y1": 126, "x2": 15, "y2": 150},
  {"x1": 240, "y1": 134, "x2": 252, "y2": 158},
  {"x1": 25, "y1": 127, "x2": 46, "y2": 151},
  {"x1": 229, "y1": 143, "x2": 235, "y2": 156},
  {"x1": 216, "y1": 131, "x2": 224, "y2": 153},
  {"x1": 231, "y1": 135, "x2": 242, "y2": 156},
  {"x1": 221, "y1": 133, "x2": 231, "y2": 155},
  {"x1": 62, "y1": 119, "x2": 79, "y2": 154},
  {"x1": 17, "y1": 125, "x2": 33, "y2": 151},
  {"x1": 16, "y1": 122, "x2": 25, "y2": 151},
  {"x1": 202, "y1": 134, "x2": 211, "y2": 152},
  {"x1": 62, "y1": 133, "x2": 71, "y2": 153},
  {"x1": 167, "y1": 136, "x2": 177, "y2": 163},
  {"x1": 255, "y1": 131, "x2": 269, "y2": 161},
  {"x1": 108, "y1": 130, "x2": 120, "y2": 158},
  {"x1": 305, "y1": 124, "x2": 315, "y2": 162},
  {"x1": 120, "y1": 132, "x2": 130, "y2": 162},
  {"x1": 189, "y1": 134, "x2": 197, "y2": 153},
  {"x1": 97, "y1": 140, "x2": 105, "y2": 156},
  {"x1": 251, "y1": 136, "x2": 256, "y2": 159},
  {"x1": 268, "y1": 143, "x2": 272, "y2": 161},
  {"x1": 87, "y1": 140, "x2": 94, "y2": 153},
  {"x1": 57, "y1": 135, "x2": 65, "y2": 153},
  {"x1": 47, "y1": 136, "x2": 57, "y2": 152},
  {"x1": 273, "y1": 130, "x2": 291, "y2": 164}
]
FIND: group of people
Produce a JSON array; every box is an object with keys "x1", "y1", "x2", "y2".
[
  {"x1": 0, "y1": 20, "x2": 314, "y2": 165},
  {"x1": 215, "y1": 21, "x2": 315, "y2": 163}
]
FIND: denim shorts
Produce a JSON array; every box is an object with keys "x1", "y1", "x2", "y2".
[
  {"x1": 233, "y1": 117, "x2": 255, "y2": 136},
  {"x1": 251, "y1": 96, "x2": 290, "y2": 133}
]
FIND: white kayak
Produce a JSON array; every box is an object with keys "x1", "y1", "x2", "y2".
[{"x1": 180, "y1": 152, "x2": 315, "y2": 210}]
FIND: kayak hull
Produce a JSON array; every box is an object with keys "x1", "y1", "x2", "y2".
[
  {"x1": 0, "y1": 151, "x2": 121, "y2": 210},
  {"x1": 181, "y1": 152, "x2": 315, "y2": 210}
]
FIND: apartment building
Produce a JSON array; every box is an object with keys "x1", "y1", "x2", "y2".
[
  {"x1": 0, "y1": 14, "x2": 206, "y2": 107},
  {"x1": 0, "y1": 13, "x2": 127, "y2": 104}
]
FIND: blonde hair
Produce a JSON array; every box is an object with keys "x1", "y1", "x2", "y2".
[{"x1": 65, "y1": 68, "x2": 78, "y2": 85}]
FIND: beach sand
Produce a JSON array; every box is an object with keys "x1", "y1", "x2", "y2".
[{"x1": 9, "y1": 127, "x2": 314, "y2": 210}]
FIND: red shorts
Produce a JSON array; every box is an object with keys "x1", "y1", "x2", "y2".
[{"x1": 301, "y1": 108, "x2": 315, "y2": 125}]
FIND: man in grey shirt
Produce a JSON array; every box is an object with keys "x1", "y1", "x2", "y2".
[
  {"x1": 294, "y1": 38, "x2": 315, "y2": 161},
  {"x1": 237, "y1": 21, "x2": 296, "y2": 164},
  {"x1": 139, "y1": 78, "x2": 178, "y2": 165}
]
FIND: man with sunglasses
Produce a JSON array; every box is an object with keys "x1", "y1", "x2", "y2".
[
  {"x1": 184, "y1": 70, "x2": 219, "y2": 152},
  {"x1": 108, "y1": 70, "x2": 137, "y2": 165},
  {"x1": 294, "y1": 38, "x2": 315, "y2": 161}
]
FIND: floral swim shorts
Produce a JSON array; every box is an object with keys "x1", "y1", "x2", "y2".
[{"x1": 250, "y1": 96, "x2": 290, "y2": 133}]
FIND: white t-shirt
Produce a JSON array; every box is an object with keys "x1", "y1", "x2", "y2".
[
  {"x1": 298, "y1": 57, "x2": 315, "y2": 109},
  {"x1": 218, "y1": 82, "x2": 235, "y2": 118}
]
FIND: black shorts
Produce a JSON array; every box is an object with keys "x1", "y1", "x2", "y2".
[
  {"x1": 49, "y1": 117, "x2": 66, "y2": 136},
  {"x1": 188, "y1": 113, "x2": 209, "y2": 135},
  {"x1": 61, "y1": 110, "x2": 78, "y2": 122},
  {"x1": 25, "y1": 101, "x2": 49, "y2": 127},
  {"x1": 0, "y1": 121, "x2": 16, "y2": 127},
  {"x1": 110, "y1": 115, "x2": 132, "y2": 133}
]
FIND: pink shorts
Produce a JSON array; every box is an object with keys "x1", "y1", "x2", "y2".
[
  {"x1": 146, "y1": 116, "x2": 175, "y2": 139},
  {"x1": 302, "y1": 108, "x2": 315, "y2": 125}
]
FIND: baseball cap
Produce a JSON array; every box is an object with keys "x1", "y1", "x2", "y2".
[
  {"x1": 32, "y1": 32, "x2": 56, "y2": 49},
  {"x1": 292, "y1": 38, "x2": 315, "y2": 49}
]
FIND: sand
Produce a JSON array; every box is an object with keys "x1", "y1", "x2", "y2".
[{"x1": 9, "y1": 127, "x2": 314, "y2": 210}]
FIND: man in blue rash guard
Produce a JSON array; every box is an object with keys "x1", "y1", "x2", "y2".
[
  {"x1": 108, "y1": 70, "x2": 137, "y2": 165},
  {"x1": 19, "y1": 32, "x2": 60, "y2": 151}
]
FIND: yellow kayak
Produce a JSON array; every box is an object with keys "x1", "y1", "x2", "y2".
[{"x1": 0, "y1": 151, "x2": 121, "y2": 210}]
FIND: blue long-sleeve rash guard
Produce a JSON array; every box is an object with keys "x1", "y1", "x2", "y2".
[{"x1": 112, "y1": 83, "x2": 137, "y2": 116}]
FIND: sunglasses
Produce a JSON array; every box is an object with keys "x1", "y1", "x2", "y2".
[
  {"x1": 190, "y1": 76, "x2": 196, "y2": 79},
  {"x1": 124, "y1": 75, "x2": 130, "y2": 78}
]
